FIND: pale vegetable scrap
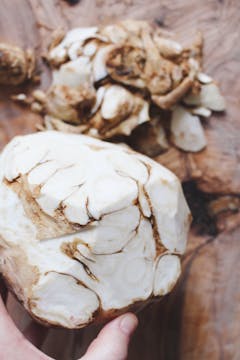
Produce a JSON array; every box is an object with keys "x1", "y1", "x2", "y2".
[
  {"x1": 171, "y1": 106, "x2": 207, "y2": 152},
  {"x1": 12, "y1": 20, "x2": 225, "y2": 154}
]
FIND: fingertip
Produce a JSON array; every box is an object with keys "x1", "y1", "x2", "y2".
[
  {"x1": 118, "y1": 313, "x2": 138, "y2": 336},
  {"x1": 83, "y1": 313, "x2": 138, "y2": 360}
]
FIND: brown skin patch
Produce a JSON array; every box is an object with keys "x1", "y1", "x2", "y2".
[
  {"x1": 106, "y1": 45, "x2": 146, "y2": 86},
  {"x1": 152, "y1": 76, "x2": 193, "y2": 109},
  {"x1": 45, "y1": 84, "x2": 96, "y2": 124},
  {"x1": 61, "y1": 240, "x2": 99, "y2": 281},
  {"x1": 155, "y1": 243, "x2": 168, "y2": 258},
  {"x1": 0, "y1": 246, "x2": 40, "y2": 308},
  {"x1": 142, "y1": 185, "x2": 163, "y2": 248},
  {"x1": 4, "y1": 176, "x2": 83, "y2": 240}
]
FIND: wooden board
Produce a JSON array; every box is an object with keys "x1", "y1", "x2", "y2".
[{"x1": 0, "y1": 1, "x2": 240, "y2": 359}]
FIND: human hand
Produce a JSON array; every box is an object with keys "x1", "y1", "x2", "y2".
[{"x1": 0, "y1": 279, "x2": 138, "y2": 360}]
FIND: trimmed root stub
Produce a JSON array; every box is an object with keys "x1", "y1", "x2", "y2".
[
  {"x1": 23, "y1": 19, "x2": 225, "y2": 154},
  {"x1": 0, "y1": 131, "x2": 191, "y2": 328},
  {"x1": 0, "y1": 43, "x2": 36, "y2": 85}
]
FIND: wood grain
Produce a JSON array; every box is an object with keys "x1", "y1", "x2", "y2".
[{"x1": 0, "y1": 1, "x2": 240, "y2": 359}]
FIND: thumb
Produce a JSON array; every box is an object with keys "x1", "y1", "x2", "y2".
[{"x1": 82, "y1": 313, "x2": 138, "y2": 360}]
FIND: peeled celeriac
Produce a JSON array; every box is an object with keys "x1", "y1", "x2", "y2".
[{"x1": 0, "y1": 131, "x2": 191, "y2": 328}]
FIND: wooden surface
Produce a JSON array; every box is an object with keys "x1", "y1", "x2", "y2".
[{"x1": 0, "y1": 1, "x2": 240, "y2": 359}]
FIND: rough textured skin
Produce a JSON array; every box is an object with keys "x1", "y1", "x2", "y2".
[
  {"x1": 0, "y1": 1, "x2": 240, "y2": 359},
  {"x1": 0, "y1": 43, "x2": 35, "y2": 85}
]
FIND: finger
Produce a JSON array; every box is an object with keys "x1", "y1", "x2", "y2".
[
  {"x1": 0, "y1": 297, "x2": 51, "y2": 360},
  {"x1": 82, "y1": 313, "x2": 138, "y2": 360},
  {"x1": 23, "y1": 321, "x2": 49, "y2": 349}
]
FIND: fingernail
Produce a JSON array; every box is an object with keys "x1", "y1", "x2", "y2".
[{"x1": 119, "y1": 314, "x2": 138, "y2": 335}]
